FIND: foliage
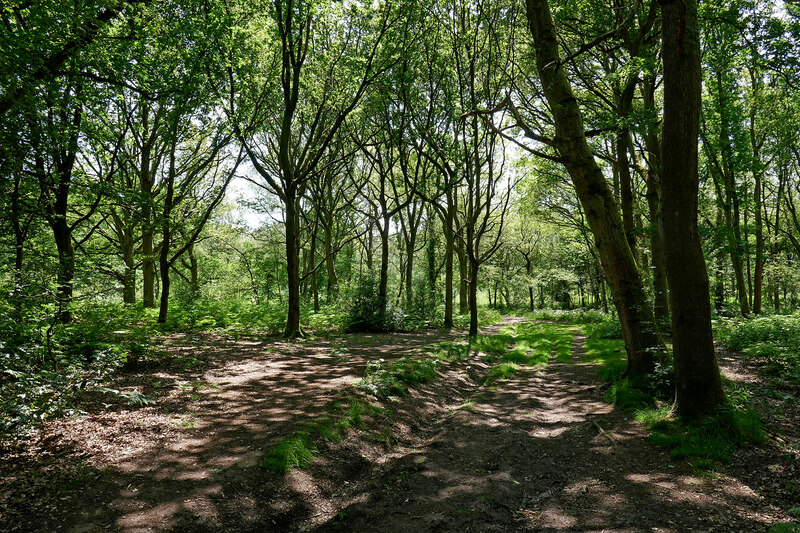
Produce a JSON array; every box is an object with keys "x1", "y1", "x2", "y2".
[
  {"x1": 715, "y1": 314, "x2": 800, "y2": 383},
  {"x1": 356, "y1": 357, "x2": 439, "y2": 398},
  {"x1": 0, "y1": 302, "x2": 155, "y2": 437},
  {"x1": 344, "y1": 275, "x2": 394, "y2": 333}
]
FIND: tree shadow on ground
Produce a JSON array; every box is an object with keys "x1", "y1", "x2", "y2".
[{"x1": 0, "y1": 324, "x2": 790, "y2": 532}]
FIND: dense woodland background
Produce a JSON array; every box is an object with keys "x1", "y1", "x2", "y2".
[{"x1": 2, "y1": 0, "x2": 800, "y2": 434}]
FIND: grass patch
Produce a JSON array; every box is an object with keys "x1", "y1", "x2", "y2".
[
  {"x1": 606, "y1": 380, "x2": 656, "y2": 412},
  {"x1": 356, "y1": 357, "x2": 439, "y2": 398},
  {"x1": 484, "y1": 362, "x2": 520, "y2": 386},
  {"x1": 581, "y1": 321, "x2": 764, "y2": 468},
  {"x1": 473, "y1": 334, "x2": 514, "y2": 359},
  {"x1": 515, "y1": 322, "x2": 575, "y2": 363},
  {"x1": 477, "y1": 321, "x2": 576, "y2": 385},
  {"x1": 427, "y1": 341, "x2": 470, "y2": 362},
  {"x1": 261, "y1": 434, "x2": 317, "y2": 473},
  {"x1": 261, "y1": 394, "x2": 386, "y2": 473}
]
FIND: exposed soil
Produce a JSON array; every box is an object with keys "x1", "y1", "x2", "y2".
[{"x1": 1, "y1": 318, "x2": 798, "y2": 532}]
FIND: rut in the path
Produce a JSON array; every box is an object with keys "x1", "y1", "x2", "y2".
[{"x1": 314, "y1": 325, "x2": 777, "y2": 533}]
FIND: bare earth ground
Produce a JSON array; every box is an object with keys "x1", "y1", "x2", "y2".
[{"x1": 1, "y1": 317, "x2": 798, "y2": 532}]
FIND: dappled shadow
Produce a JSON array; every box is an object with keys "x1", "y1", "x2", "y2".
[
  {"x1": 1, "y1": 322, "x2": 792, "y2": 532},
  {"x1": 310, "y1": 338, "x2": 778, "y2": 532},
  {"x1": 22, "y1": 327, "x2": 459, "y2": 532}
]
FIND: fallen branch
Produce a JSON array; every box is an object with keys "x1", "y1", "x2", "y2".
[{"x1": 593, "y1": 420, "x2": 617, "y2": 447}]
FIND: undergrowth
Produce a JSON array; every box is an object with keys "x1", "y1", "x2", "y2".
[
  {"x1": 715, "y1": 314, "x2": 800, "y2": 384},
  {"x1": 581, "y1": 321, "x2": 764, "y2": 469},
  {"x1": 356, "y1": 357, "x2": 439, "y2": 398},
  {"x1": 261, "y1": 395, "x2": 384, "y2": 473}
]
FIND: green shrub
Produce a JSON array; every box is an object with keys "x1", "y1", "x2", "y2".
[
  {"x1": 344, "y1": 275, "x2": 394, "y2": 333},
  {"x1": 715, "y1": 314, "x2": 800, "y2": 383}
]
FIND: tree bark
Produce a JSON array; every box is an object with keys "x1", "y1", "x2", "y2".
[
  {"x1": 616, "y1": 78, "x2": 638, "y2": 257},
  {"x1": 51, "y1": 217, "x2": 75, "y2": 323},
  {"x1": 443, "y1": 209, "x2": 455, "y2": 327},
  {"x1": 456, "y1": 237, "x2": 468, "y2": 315},
  {"x1": 378, "y1": 214, "x2": 390, "y2": 324},
  {"x1": 749, "y1": 76, "x2": 764, "y2": 314},
  {"x1": 525, "y1": 0, "x2": 662, "y2": 375},
  {"x1": 122, "y1": 244, "x2": 136, "y2": 304},
  {"x1": 661, "y1": 0, "x2": 725, "y2": 418},
  {"x1": 284, "y1": 190, "x2": 303, "y2": 337},
  {"x1": 468, "y1": 260, "x2": 479, "y2": 337},
  {"x1": 140, "y1": 111, "x2": 156, "y2": 308}
]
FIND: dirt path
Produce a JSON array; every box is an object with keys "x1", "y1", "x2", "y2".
[{"x1": 0, "y1": 319, "x2": 795, "y2": 532}]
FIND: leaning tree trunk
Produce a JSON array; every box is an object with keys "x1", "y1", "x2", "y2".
[
  {"x1": 616, "y1": 77, "x2": 638, "y2": 257},
  {"x1": 525, "y1": 0, "x2": 662, "y2": 375},
  {"x1": 661, "y1": 0, "x2": 725, "y2": 418}
]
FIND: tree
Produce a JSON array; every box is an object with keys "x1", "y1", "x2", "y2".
[
  {"x1": 661, "y1": 0, "x2": 725, "y2": 417},
  {"x1": 230, "y1": 0, "x2": 410, "y2": 337},
  {"x1": 523, "y1": 0, "x2": 663, "y2": 375}
]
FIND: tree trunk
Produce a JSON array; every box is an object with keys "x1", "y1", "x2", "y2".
[
  {"x1": 324, "y1": 217, "x2": 338, "y2": 301},
  {"x1": 405, "y1": 234, "x2": 415, "y2": 310},
  {"x1": 10, "y1": 172, "x2": 27, "y2": 317},
  {"x1": 642, "y1": 75, "x2": 669, "y2": 323},
  {"x1": 443, "y1": 210, "x2": 455, "y2": 327},
  {"x1": 284, "y1": 191, "x2": 303, "y2": 337},
  {"x1": 750, "y1": 92, "x2": 764, "y2": 314},
  {"x1": 366, "y1": 225, "x2": 374, "y2": 272},
  {"x1": 661, "y1": 0, "x2": 725, "y2": 418},
  {"x1": 157, "y1": 244, "x2": 170, "y2": 324},
  {"x1": 140, "y1": 173, "x2": 158, "y2": 310},
  {"x1": 378, "y1": 214, "x2": 390, "y2": 324},
  {"x1": 456, "y1": 238, "x2": 468, "y2": 315},
  {"x1": 140, "y1": 107, "x2": 156, "y2": 309},
  {"x1": 122, "y1": 245, "x2": 136, "y2": 304},
  {"x1": 525, "y1": 0, "x2": 662, "y2": 376},
  {"x1": 468, "y1": 260, "x2": 479, "y2": 337},
  {"x1": 616, "y1": 78, "x2": 638, "y2": 257},
  {"x1": 51, "y1": 218, "x2": 74, "y2": 323}
]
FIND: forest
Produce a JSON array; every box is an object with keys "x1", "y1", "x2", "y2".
[{"x1": 1, "y1": 0, "x2": 800, "y2": 531}]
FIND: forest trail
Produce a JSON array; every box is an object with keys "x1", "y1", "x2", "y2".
[{"x1": 0, "y1": 318, "x2": 794, "y2": 532}]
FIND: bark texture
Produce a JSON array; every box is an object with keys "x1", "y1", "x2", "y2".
[
  {"x1": 525, "y1": 0, "x2": 662, "y2": 375},
  {"x1": 661, "y1": 0, "x2": 725, "y2": 417}
]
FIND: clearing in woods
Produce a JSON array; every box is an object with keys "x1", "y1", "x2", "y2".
[{"x1": 1, "y1": 317, "x2": 797, "y2": 532}]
